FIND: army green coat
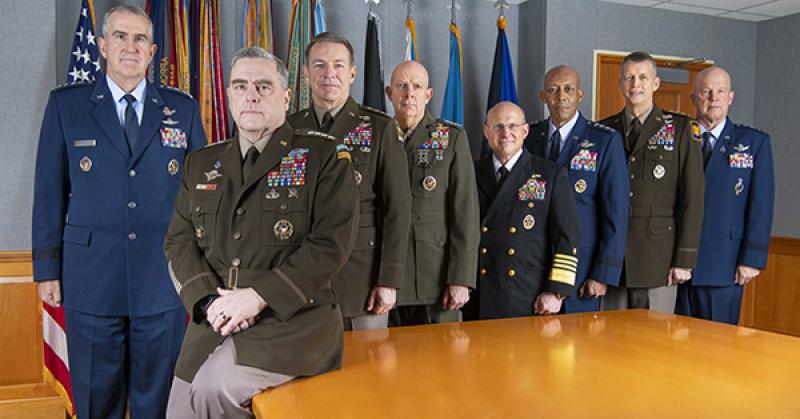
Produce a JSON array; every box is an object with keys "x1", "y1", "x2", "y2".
[
  {"x1": 601, "y1": 107, "x2": 704, "y2": 288},
  {"x1": 164, "y1": 123, "x2": 359, "y2": 381},
  {"x1": 397, "y1": 113, "x2": 480, "y2": 306},
  {"x1": 289, "y1": 97, "x2": 411, "y2": 317}
]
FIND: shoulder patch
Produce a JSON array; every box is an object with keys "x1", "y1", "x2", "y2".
[
  {"x1": 664, "y1": 110, "x2": 691, "y2": 120},
  {"x1": 436, "y1": 118, "x2": 463, "y2": 129},
  {"x1": 296, "y1": 129, "x2": 337, "y2": 142},
  {"x1": 335, "y1": 143, "x2": 352, "y2": 161},
  {"x1": 159, "y1": 85, "x2": 195, "y2": 100},
  {"x1": 359, "y1": 104, "x2": 390, "y2": 119},
  {"x1": 690, "y1": 121, "x2": 702, "y2": 143}
]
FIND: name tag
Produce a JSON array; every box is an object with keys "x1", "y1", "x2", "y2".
[{"x1": 74, "y1": 139, "x2": 97, "y2": 148}]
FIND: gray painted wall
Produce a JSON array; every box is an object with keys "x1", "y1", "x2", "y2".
[
  {"x1": 755, "y1": 13, "x2": 800, "y2": 237},
  {"x1": 543, "y1": 0, "x2": 757, "y2": 126}
]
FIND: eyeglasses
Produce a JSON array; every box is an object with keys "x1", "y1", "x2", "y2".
[{"x1": 487, "y1": 122, "x2": 527, "y2": 132}]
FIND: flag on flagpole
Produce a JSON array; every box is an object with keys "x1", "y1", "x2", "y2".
[
  {"x1": 66, "y1": 0, "x2": 100, "y2": 84},
  {"x1": 363, "y1": 6, "x2": 386, "y2": 111},
  {"x1": 482, "y1": 14, "x2": 518, "y2": 155},
  {"x1": 242, "y1": 0, "x2": 275, "y2": 52},
  {"x1": 196, "y1": 0, "x2": 229, "y2": 143},
  {"x1": 404, "y1": 17, "x2": 418, "y2": 61},
  {"x1": 314, "y1": 0, "x2": 326, "y2": 35},
  {"x1": 287, "y1": 0, "x2": 314, "y2": 113},
  {"x1": 440, "y1": 22, "x2": 463, "y2": 125}
]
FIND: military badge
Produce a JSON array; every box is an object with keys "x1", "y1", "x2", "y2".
[
  {"x1": 523, "y1": 214, "x2": 536, "y2": 230},
  {"x1": 74, "y1": 139, "x2": 96, "y2": 148},
  {"x1": 195, "y1": 184, "x2": 217, "y2": 191},
  {"x1": 267, "y1": 148, "x2": 309, "y2": 187},
  {"x1": 574, "y1": 179, "x2": 587, "y2": 193},
  {"x1": 336, "y1": 143, "x2": 352, "y2": 161},
  {"x1": 273, "y1": 219, "x2": 294, "y2": 240},
  {"x1": 653, "y1": 164, "x2": 666, "y2": 179},
  {"x1": 288, "y1": 188, "x2": 299, "y2": 199},
  {"x1": 265, "y1": 189, "x2": 280, "y2": 200},
  {"x1": 578, "y1": 140, "x2": 595, "y2": 149},
  {"x1": 79, "y1": 156, "x2": 92, "y2": 172},
  {"x1": 690, "y1": 121, "x2": 703, "y2": 143},
  {"x1": 649, "y1": 122, "x2": 675, "y2": 146},
  {"x1": 162, "y1": 106, "x2": 176, "y2": 116},
  {"x1": 203, "y1": 160, "x2": 223, "y2": 181},
  {"x1": 354, "y1": 170, "x2": 363, "y2": 186},
  {"x1": 161, "y1": 118, "x2": 179, "y2": 126},
  {"x1": 729, "y1": 153, "x2": 753, "y2": 169},
  {"x1": 735, "y1": 178, "x2": 744, "y2": 196},
  {"x1": 160, "y1": 127, "x2": 188, "y2": 149},
  {"x1": 343, "y1": 123, "x2": 373, "y2": 150},
  {"x1": 570, "y1": 150, "x2": 598, "y2": 172},
  {"x1": 419, "y1": 125, "x2": 450, "y2": 150},
  {"x1": 733, "y1": 144, "x2": 750, "y2": 152},
  {"x1": 518, "y1": 175, "x2": 547, "y2": 201},
  {"x1": 167, "y1": 159, "x2": 179, "y2": 176},
  {"x1": 416, "y1": 149, "x2": 431, "y2": 167},
  {"x1": 195, "y1": 226, "x2": 205, "y2": 239},
  {"x1": 422, "y1": 175, "x2": 437, "y2": 192}
]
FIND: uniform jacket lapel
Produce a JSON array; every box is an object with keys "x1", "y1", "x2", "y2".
[
  {"x1": 218, "y1": 138, "x2": 243, "y2": 197},
  {"x1": 526, "y1": 122, "x2": 547, "y2": 158},
  {"x1": 327, "y1": 97, "x2": 361, "y2": 139},
  {"x1": 483, "y1": 150, "x2": 533, "y2": 223},
  {"x1": 131, "y1": 82, "x2": 165, "y2": 165},
  {"x1": 404, "y1": 113, "x2": 436, "y2": 152},
  {"x1": 709, "y1": 118, "x2": 734, "y2": 171},
  {"x1": 557, "y1": 114, "x2": 588, "y2": 166},
  {"x1": 90, "y1": 77, "x2": 130, "y2": 159},
  {"x1": 603, "y1": 112, "x2": 627, "y2": 152},
  {"x1": 632, "y1": 107, "x2": 664, "y2": 156},
  {"x1": 475, "y1": 157, "x2": 498, "y2": 209},
  {"x1": 240, "y1": 123, "x2": 294, "y2": 194}
]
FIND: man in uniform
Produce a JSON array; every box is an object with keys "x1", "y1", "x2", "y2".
[
  {"x1": 385, "y1": 60, "x2": 479, "y2": 325},
  {"x1": 600, "y1": 51, "x2": 705, "y2": 313},
  {"x1": 676, "y1": 66, "x2": 774, "y2": 325},
  {"x1": 288, "y1": 32, "x2": 410, "y2": 330},
  {"x1": 526, "y1": 65, "x2": 629, "y2": 313},
  {"x1": 474, "y1": 102, "x2": 581, "y2": 319},
  {"x1": 164, "y1": 47, "x2": 358, "y2": 418},
  {"x1": 32, "y1": 5, "x2": 206, "y2": 418}
]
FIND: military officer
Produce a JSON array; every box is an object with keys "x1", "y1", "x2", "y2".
[
  {"x1": 526, "y1": 65, "x2": 629, "y2": 313},
  {"x1": 164, "y1": 47, "x2": 357, "y2": 419},
  {"x1": 676, "y1": 66, "x2": 774, "y2": 325},
  {"x1": 385, "y1": 60, "x2": 480, "y2": 325},
  {"x1": 599, "y1": 51, "x2": 705, "y2": 313},
  {"x1": 288, "y1": 32, "x2": 410, "y2": 330},
  {"x1": 32, "y1": 6, "x2": 206, "y2": 418},
  {"x1": 474, "y1": 102, "x2": 581, "y2": 319}
]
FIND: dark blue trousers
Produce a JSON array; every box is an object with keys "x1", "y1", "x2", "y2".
[
  {"x1": 64, "y1": 307, "x2": 185, "y2": 419},
  {"x1": 676, "y1": 284, "x2": 744, "y2": 325}
]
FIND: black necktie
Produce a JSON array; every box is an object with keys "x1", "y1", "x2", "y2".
[
  {"x1": 320, "y1": 112, "x2": 334, "y2": 133},
  {"x1": 497, "y1": 166, "x2": 509, "y2": 188},
  {"x1": 627, "y1": 118, "x2": 642, "y2": 149},
  {"x1": 123, "y1": 94, "x2": 138, "y2": 153},
  {"x1": 242, "y1": 147, "x2": 260, "y2": 183},
  {"x1": 548, "y1": 130, "x2": 562, "y2": 162},
  {"x1": 702, "y1": 132, "x2": 713, "y2": 167}
]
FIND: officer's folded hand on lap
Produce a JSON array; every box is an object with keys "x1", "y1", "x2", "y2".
[{"x1": 206, "y1": 287, "x2": 268, "y2": 336}]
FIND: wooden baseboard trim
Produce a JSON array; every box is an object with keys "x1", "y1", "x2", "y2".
[
  {"x1": 0, "y1": 382, "x2": 56, "y2": 402},
  {"x1": 0, "y1": 251, "x2": 32, "y2": 277},
  {"x1": 769, "y1": 237, "x2": 800, "y2": 256}
]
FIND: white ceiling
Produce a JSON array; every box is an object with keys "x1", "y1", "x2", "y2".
[{"x1": 599, "y1": 0, "x2": 800, "y2": 21}]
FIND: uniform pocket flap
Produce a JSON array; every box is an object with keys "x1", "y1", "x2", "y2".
[
  {"x1": 413, "y1": 224, "x2": 447, "y2": 247},
  {"x1": 62, "y1": 224, "x2": 91, "y2": 246},
  {"x1": 730, "y1": 224, "x2": 744, "y2": 240},
  {"x1": 648, "y1": 217, "x2": 675, "y2": 235},
  {"x1": 192, "y1": 191, "x2": 222, "y2": 214}
]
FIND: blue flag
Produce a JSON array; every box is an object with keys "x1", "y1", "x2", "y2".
[
  {"x1": 482, "y1": 15, "x2": 518, "y2": 155},
  {"x1": 441, "y1": 22, "x2": 464, "y2": 125},
  {"x1": 67, "y1": 0, "x2": 100, "y2": 84},
  {"x1": 315, "y1": 0, "x2": 326, "y2": 35}
]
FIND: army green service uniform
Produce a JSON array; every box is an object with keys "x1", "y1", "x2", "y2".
[
  {"x1": 289, "y1": 97, "x2": 410, "y2": 327},
  {"x1": 600, "y1": 107, "x2": 704, "y2": 311},
  {"x1": 392, "y1": 112, "x2": 480, "y2": 325},
  {"x1": 164, "y1": 123, "x2": 359, "y2": 382}
]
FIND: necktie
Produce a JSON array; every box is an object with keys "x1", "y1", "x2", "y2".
[
  {"x1": 497, "y1": 166, "x2": 509, "y2": 189},
  {"x1": 627, "y1": 118, "x2": 642, "y2": 148},
  {"x1": 702, "y1": 132, "x2": 713, "y2": 167},
  {"x1": 123, "y1": 94, "x2": 138, "y2": 153},
  {"x1": 320, "y1": 112, "x2": 334, "y2": 133},
  {"x1": 548, "y1": 130, "x2": 562, "y2": 162},
  {"x1": 242, "y1": 147, "x2": 260, "y2": 183}
]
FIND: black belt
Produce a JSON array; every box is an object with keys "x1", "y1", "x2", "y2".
[{"x1": 628, "y1": 206, "x2": 673, "y2": 217}]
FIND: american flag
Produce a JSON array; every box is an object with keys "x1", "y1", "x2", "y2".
[{"x1": 67, "y1": 0, "x2": 100, "y2": 84}]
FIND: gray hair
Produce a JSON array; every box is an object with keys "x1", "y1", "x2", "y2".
[
  {"x1": 102, "y1": 5, "x2": 154, "y2": 40},
  {"x1": 230, "y1": 47, "x2": 290, "y2": 90},
  {"x1": 305, "y1": 32, "x2": 355, "y2": 65}
]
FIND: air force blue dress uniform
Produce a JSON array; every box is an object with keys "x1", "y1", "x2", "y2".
[
  {"x1": 526, "y1": 114, "x2": 629, "y2": 312},
  {"x1": 32, "y1": 74, "x2": 206, "y2": 418},
  {"x1": 676, "y1": 118, "x2": 774, "y2": 324}
]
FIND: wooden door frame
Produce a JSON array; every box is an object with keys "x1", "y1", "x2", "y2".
[{"x1": 592, "y1": 50, "x2": 714, "y2": 120}]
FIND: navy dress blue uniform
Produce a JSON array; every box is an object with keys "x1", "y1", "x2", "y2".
[
  {"x1": 32, "y1": 75, "x2": 206, "y2": 418},
  {"x1": 676, "y1": 119, "x2": 775, "y2": 324},
  {"x1": 474, "y1": 149, "x2": 581, "y2": 319},
  {"x1": 526, "y1": 114, "x2": 629, "y2": 312}
]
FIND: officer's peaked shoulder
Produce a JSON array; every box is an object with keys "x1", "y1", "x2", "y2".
[
  {"x1": 203, "y1": 138, "x2": 231, "y2": 149},
  {"x1": 359, "y1": 104, "x2": 390, "y2": 119},
  {"x1": 588, "y1": 121, "x2": 615, "y2": 133},
  {"x1": 157, "y1": 85, "x2": 195, "y2": 100},
  {"x1": 53, "y1": 80, "x2": 96, "y2": 93},
  {"x1": 436, "y1": 118, "x2": 463, "y2": 129},
  {"x1": 664, "y1": 109, "x2": 691, "y2": 120},
  {"x1": 734, "y1": 123, "x2": 768, "y2": 137}
]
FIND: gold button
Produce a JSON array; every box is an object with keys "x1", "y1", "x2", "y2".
[
  {"x1": 480, "y1": 268, "x2": 487, "y2": 275},
  {"x1": 481, "y1": 226, "x2": 488, "y2": 233},
  {"x1": 232, "y1": 258, "x2": 241, "y2": 267},
  {"x1": 232, "y1": 232, "x2": 242, "y2": 240},
  {"x1": 480, "y1": 247, "x2": 488, "y2": 254},
  {"x1": 508, "y1": 226, "x2": 517, "y2": 234},
  {"x1": 508, "y1": 269, "x2": 516, "y2": 277},
  {"x1": 507, "y1": 248, "x2": 515, "y2": 256}
]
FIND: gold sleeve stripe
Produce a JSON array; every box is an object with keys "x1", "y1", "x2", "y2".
[
  {"x1": 553, "y1": 262, "x2": 578, "y2": 272},
  {"x1": 553, "y1": 258, "x2": 578, "y2": 269},
  {"x1": 554, "y1": 253, "x2": 578, "y2": 263},
  {"x1": 550, "y1": 268, "x2": 576, "y2": 286}
]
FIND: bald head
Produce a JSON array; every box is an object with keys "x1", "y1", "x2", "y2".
[
  {"x1": 692, "y1": 66, "x2": 734, "y2": 129},
  {"x1": 540, "y1": 65, "x2": 584, "y2": 127},
  {"x1": 485, "y1": 101, "x2": 529, "y2": 164},
  {"x1": 386, "y1": 60, "x2": 433, "y2": 130}
]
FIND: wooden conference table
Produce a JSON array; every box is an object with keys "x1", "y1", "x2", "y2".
[{"x1": 253, "y1": 310, "x2": 800, "y2": 418}]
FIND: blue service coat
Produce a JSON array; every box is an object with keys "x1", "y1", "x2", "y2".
[
  {"x1": 692, "y1": 118, "x2": 774, "y2": 286},
  {"x1": 32, "y1": 75, "x2": 207, "y2": 316},
  {"x1": 526, "y1": 114, "x2": 629, "y2": 312}
]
